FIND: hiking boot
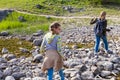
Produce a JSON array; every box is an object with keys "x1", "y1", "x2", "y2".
[
  {"x1": 106, "y1": 50, "x2": 113, "y2": 54},
  {"x1": 94, "y1": 52, "x2": 99, "y2": 58}
]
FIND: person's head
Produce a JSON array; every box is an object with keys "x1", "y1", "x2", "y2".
[
  {"x1": 100, "y1": 11, "x2": 106, "y2": 20},
  {"x1": 49, "y1": 22, "x2": 61, "y2": 35}
]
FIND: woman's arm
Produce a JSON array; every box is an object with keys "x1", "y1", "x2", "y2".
[
  {"x1": 104, "y1": 20, "x2": 110, "y2": 32},
  {"x1": 56, "y1": 35, "x2": 64, "y2": 58},
  {"x1": 90, "y1": 18, "x2": 97, "y2": 24}
]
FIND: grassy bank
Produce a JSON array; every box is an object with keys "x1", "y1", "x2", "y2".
[{"x1": 0, "y1": 11, "x2": 61, "y2": 34}]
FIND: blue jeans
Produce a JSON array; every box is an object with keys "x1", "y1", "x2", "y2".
[
  {"x1": 47, "y1": 68, "x2": 64, "y2": 80},
  {"x1": 94, "y1": 35, "x2": 108, "y2": 53}
]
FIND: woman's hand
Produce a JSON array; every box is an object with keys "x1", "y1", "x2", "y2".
[{"x1": 106, "y1": 29, "x2": 111, "y2": 32}]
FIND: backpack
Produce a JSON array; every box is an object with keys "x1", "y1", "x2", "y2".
[{"x1": 94, "y1": 19, "x2": 104, "y2": 37}]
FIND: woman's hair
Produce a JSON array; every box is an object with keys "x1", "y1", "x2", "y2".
[
  {"x1": 100, "y1": 11, "x2": 106, "y2": 18},
  {"x1": 49, "y1": 22, "x2": 61, "y2": 31}
]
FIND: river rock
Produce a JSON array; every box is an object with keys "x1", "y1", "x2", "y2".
[
  {"x1": 97, "y1": 61, "x2": 114, "y2": 71},
  {"x1": 32, "y1": 77, "x2": 46, "y2": 80},
  {"x1": 0, "y1": 70, "x2": 3, "y2": 79},
  {"x1": 12, "y1": 66, "x2": 20, "y2": 72},
  {"x1": 100, "y1": 71, "x2": 111, "y2": 78},
  {"x1": 33, "y1": 54, "x2": 43, "y2": 63},
  {"x1": 79, "y1": 64, "x2": 88, "y2": 73},
  {"x1": 33, "y1": 30, "x2": 44, "y2": 36},
  {"x1": 71, "y1": 74, "x2": 81, "y2": 80},
  {"x1": 11, "y1": 72, "x2": 26, "y2": 80},
  {"x1": 0, "y1": 31, "x2": 9, "y2": 36},
  {"x1": 0, "y1": 63, "x2": 8, "y2": 69},
  {"x1": 36, "y1": 4, "x2": 44, "y2": 9},
  {"x1": 19, "y1": 47, "x2": 29, "y2": 53},
  {"x1": 5, "y1": 76, "x2": 15, "y2": 80},
  {"x1": 26, "y1": 36, "x2": 35, "y2": 42},
  {"x1": 6, "y1": 54, "x2": 16, "y2": 60},
  {"x1": 93, "y1": 67, "x2": 101, "y2": 76},
  {"x1": 0, "y1": 57, "x2": 7, "y2": 63},
  {"x1": 33, "y1": 39, "x2": 42, "y2": 46},
  {"x1": 1, "y1": 48, "x2": 9, "y2": 54},
  {"x1": 31, "y1": 49, "x2": 39, "y2": 57},
  {"x1": 3, "y1": 68, "x2": 12, "y2": 77},
  {"x1": 64, "y1": 68, "x2": 79, "y2": 78},
  {"x1": 26, "y1": 71, "x2": 33, "y2": 78},
  {"x1": 81, "y1": 71, "x2": 94, "y2": 80},
  {"x1": 111, "y1": 57, "x2": 120, "y2": 63},
  {"x1": 18, "y1": 16, "x2": 25, "y2": 22},
  {"x1": 24, "y1": 78, "x2": 31, "y2": 80},
  {"x1": 64, "y1": 59, "x2": 82, "y2": 68}
]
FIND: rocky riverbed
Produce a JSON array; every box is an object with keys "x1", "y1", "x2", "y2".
[{"x1": 0, "y1": 25, "x2": 120, "y2": 80}]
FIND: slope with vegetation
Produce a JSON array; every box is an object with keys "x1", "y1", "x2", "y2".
[{"x1": 0, "y1": 0, "x2": 120, "y2": 17}]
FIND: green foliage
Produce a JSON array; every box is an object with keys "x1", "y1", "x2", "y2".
[
  {"x1": 102, "y1": 0, "x2": 120, "y2": 4},
  {"x1": 86, "y1": 0, "x2": 102, "y2": 6},
  {"x1": 0, "y1": 21, "x2": 25, "y2": 30},
  {"x1": 0, "y1": 38, "x2": 33, "y2": 57}
]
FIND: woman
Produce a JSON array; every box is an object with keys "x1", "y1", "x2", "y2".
[
  {"x1": 40, "y1": 22, "x2": 64, "y2": 80},
  {"x1": 90, "y1": 11, "x2": 111, "y2": 58}
]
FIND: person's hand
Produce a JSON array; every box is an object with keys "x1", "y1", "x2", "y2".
[{"x1": 107, "y1": 29, "x2": 111, "y2": 32}]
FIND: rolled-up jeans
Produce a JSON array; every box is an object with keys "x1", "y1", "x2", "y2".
[
  {"x1": 94, "y1": 35, "x2": 108, "y2": 54},
  {"x1": 47, "y1": 68, "x2": 64, "y2": 80}
]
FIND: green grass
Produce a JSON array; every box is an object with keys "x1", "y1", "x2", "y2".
[
  {"x1": 0, "y1": 11, "x2": 61, "y2": 34},
  {"x1": 0, "y1": 21, "x2": 24, "y2": 30}
]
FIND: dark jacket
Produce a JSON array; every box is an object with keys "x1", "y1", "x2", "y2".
[{"x1": 90, "y1": 18, "x2": 110, "y2": 36}]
